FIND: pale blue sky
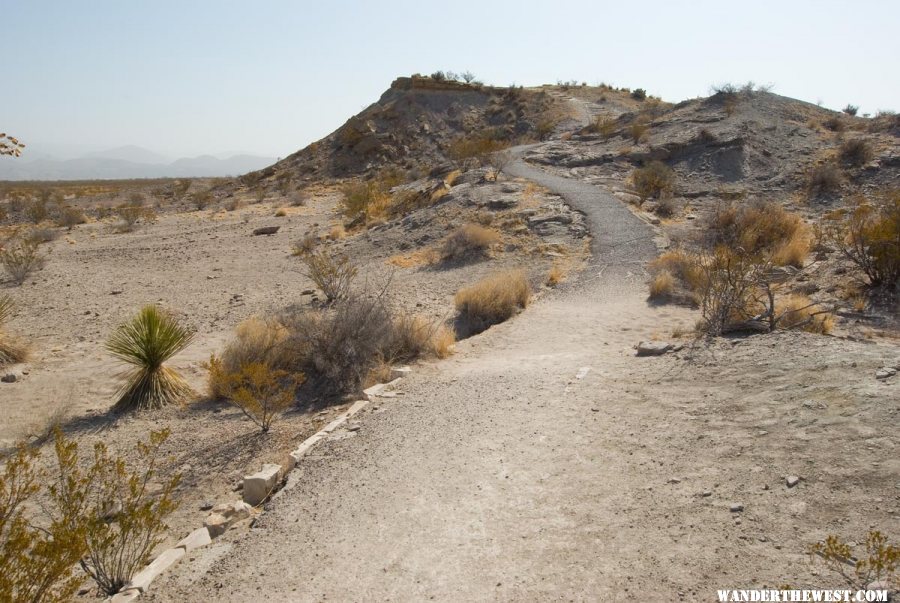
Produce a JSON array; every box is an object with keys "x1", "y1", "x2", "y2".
[{"x1": 4, "y1": 0, "x2": 898, "y2": 159}]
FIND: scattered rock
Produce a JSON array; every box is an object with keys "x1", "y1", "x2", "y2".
[
  {"x1": 635, "y1": 341, "x2": 673, "y2": 356},
  {"x1": 127, "y1": 547, "x2": 185, "y2": 592},
  {"x1": 199, "y1": 500, "x2": 213, "y2": 511},
  {"x1": 875, "y1": 367, "x2": 897, "y2": 380},
  {"x1": 346, "y1": 424, "x2": 361, "y2": 432},
  {"x1": 702, "y1": 490, "x2": 713, "y2": 497},
  {"x1": 729, "y1": 503, "x2": 744, "y2": 513},
  {"x1": 203, "y1": 513, "x2": 229, "y2": 538},
  {"x1": 176, "y1": 527, "x2": 212, "y2": 552},
  {"x1": 1, "y1": 374, "x2": 17, "y2": 383},
  {"x1": 252, "y1": 226, "x2": 280, "y2": 236},
  {"x1": 786, "y1": 476, "x2": 801, "y2": 488}
]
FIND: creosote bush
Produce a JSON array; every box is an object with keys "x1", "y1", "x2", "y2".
[
  {"x1": 807, "y1": 163, "x2": 843, "y2": 197},
  {"x1": 441, "y1": 224, "x2": 500, "y2": 262},
  {"x1": 631, "y1": 161, "x2": 675, "y2": 202},
  {"x1": 297, "y1": 247, "x2": 358, "y2": 303},
  {"x1": 821, "y1": 191, "x2": 900, "y2": 288},
  {"x1": 810, "y1": 530, "x2": 898, "y2": 592},
  {"x1": 1, "y1": 240, "x2": 46, "y2": 285},
  {"x1": 454, "y1": 270, "x2": 531, "y2": 335},
  {"x1": 0, "y1": 429, "x2": 179, "y2": 599},
  {"x1": 106, "y1": 305, "x2": 195, "y2": 411},
  {"x1": 839, "y1": 138, "x2": 874, "y2": 167},
  {"x1": 207, "y1": 317, "x2": 290, "y2": 399},
  {"x1": 0, "y1": 295, "x2": 27, "y2": 366},
  {"x1": 207, "y1": 359, "x2": 301, "y2": 433}
]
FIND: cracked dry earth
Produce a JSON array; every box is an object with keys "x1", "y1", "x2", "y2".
[{"x1": 148, "y1": 147, "x2": 900, "y2": 602}]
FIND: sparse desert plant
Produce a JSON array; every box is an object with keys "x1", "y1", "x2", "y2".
[
  {"x1": 24, "y1": 199, "x2": 49, "y2": 224},
  {"x1": 454, "y1": 270, "x2": 531, "y2": 335},
  {"x1": 292, "y1": 233, "x2": 319, "y2": 256},
  {"x1": 839, "y1": 138, "x2": 874, "y2": 167},
  {"x1": 384, "y1": 314, "x2": 456, "y2": 362},
  {"x1": 253, "y1": 187, "x2": 267, "y2": 204},
  {"x1": 298, "y1": 247, "x2": 358, "y2": 303},
  {"x1": 546, "y1": 263, "x2": 565, "y2": 287},
  {"x1": 706, "y1": 201, "x2": 810, "y2": 267},
  {"x1": 23, "y1": 227, "x2": 58, "y2": 245},
  {"x1": 821, "y1": 192, "x2": 900, "y2": 287},
  {"x1": 290, "y1": 190, "x2": 308, "y2": 207},
  {"x1": 630, "y1": 88, "x2": 647, "y2": 101},
  {"x1": 54, "y1": 205, "x2": 86, "y2": 229},
  {"x1": 441, "y1": 224, "x2": 500, "y2": 262},
  {"x1": 584, "y1": 115, "x2": 618, "y2": 138},
  {"x1": 447, "y1": 135, "x2": 510, "y2": 171},
  {"x1": 631, "y1": 161, "x2": 675, "y2": 202},
  {"x1": 773, "y1": 295, "x2": 834, "y2": 334},
  {"x1": 810, "y1": 530, "x2": 898, "y2": 593},
  {"x1": 106, "y1": 305, "x2": 195, "y2": 411},
  {"x1": 115, "y1": 202, "x2": 154, "y2": 232},
  {"x1": 648, "y1": 269, "x2": 676, "y2": 301},
  {"x1": 807, "y1": 163, "x2": 843, "y2": 198},
  {"x1": 172, "y1": 179, "x2": 191, "y2": 199},
  {"x1": 239, "y1": 172, "x2": 262, "y2": 188},
  {"x1": 654, "y1": 197, "x2": 678, "y2": 218},
  {"x1": 1, "y1": 240, "x2": 46, "y2": 285},
  {"x1": 822, "y1": 115, "x2": 846, "y2": 132},
  {"x1": 207, "y1": 359, "x2": 301, "y2": 433},
  {"x1": 842, "y1": 104, "x2": 859, "y2": 116},
  {"x1": 489, "y1": 149, "x2": 513, "y2": 179},
  {"x1": 696, "y1": 247, "x2": 761, "y2": 335},
  {"x1": 535, "y1": 118, "x2": 557, "y2": 141},
  {"x1": 191, "y1": 190, "x2": 214, "y2": 210},
  {"x1": 51, "y1": 429, "x2": 180, "y2": 596},
  {"x1": 628, "y1": 119, "x2": 649, "y2": 143},
  {"x1": 649, "y1": 249, "x2": 706, "y2": 301},
  {"x1": 0, "y1": 295, "x2": 27, "y2": 366},
  {"x1": 275, "y1": 208, "x2": 287, "y2": 217},
  {"x1": 207, "y1": 317, "x2": 290, "y2": 399}
]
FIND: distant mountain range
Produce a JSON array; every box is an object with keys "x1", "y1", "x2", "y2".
[{"x1": 0, "y1": 145, "x2": 276, "y2": 180}]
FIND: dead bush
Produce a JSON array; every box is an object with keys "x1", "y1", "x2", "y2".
[
  {"x1": 1, "y1": 240, "x2": 46, "y2": 285},
  {"x1": 384, "y1": 314, "x2": 456, "y2": 362},
  {"x1": 55, "y1": 205, "x2": 86, "y2": 229},
  {"x1": 654, "y1": 197, "x2": 678, "y2": 218},
  {"x1": 632, "y1": 161, "x2": 675, "y2": 202},
  {"x1": 0, "y1": 295, "x2": 27, "y2": 366},
  {"x1": 821, "y1": 191, "x2": 900, "y2": 287},
  {"x1": 191, "y1": 190, "x2": 214, "y2": 211},
  {"x1": 441, "y1": 224, "x2": 500, "y2": 262},
  {"x1": 822, "y1": 115, "x2": 846, "y2": 132},
  {"x1": 297, "y1": 248, "x2": 357, "y2": 303},
  {"x1": 807, "y1": 163, "x2": 843, "y2": 197},
  {"x1": 839, "y1": 138, "x2": 874, "y2": 167},
  {"x1": 447, "y1": 136, "x2": 510, "y2": 171},
  {"x1": 454, "y1": 270, "x2": 531, "y2": 335},
  {"x1": 627, "y1": 120, "x2": 649, "y2": 143},
  {"x1": 24, "y1": 199, "x2": 49, "y2": 223},
  {"x1": 115, "y1": 203, "x2": 155, "y2": 232}
]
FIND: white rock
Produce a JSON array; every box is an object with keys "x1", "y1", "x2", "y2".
[
  {"x1": 176, "y1": 527, "x2": 212, "y2": 552},
  {"x1": 243, "y1": 463, "x2": 282, "y2": 506},
  {"x1": 875, "y1": 367, "x2": 896, "y2": 380},
  {"x1": 786, "y1": 476, "x2": 800, "y2": 488},
  {"x1": 729, "y1": 503, "x2": 744, "y2": 513},
  {"x1": 203, "y1": 513, "x2": 229, "y2": 538},
  {"x1": 635, "y1": 341, "x2": 672, "y2": 357},
  {"x1": 390, "y1": 366, "x2": 412, "y2": 379},
  {"x1": 127, "y1": 547, "x2": 184, "y2": 592}
]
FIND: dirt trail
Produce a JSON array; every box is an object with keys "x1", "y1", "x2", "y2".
[{"x1": 149, "y1": 123, "x2": 900, "y2": 602}]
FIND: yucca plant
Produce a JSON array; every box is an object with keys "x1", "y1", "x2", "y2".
[
  {"x1": 106, "y1": 305, "x2": 195, "y2": 411},
  {"x1": 0, "y1": 295, "x2": 27, "y2": 366}
]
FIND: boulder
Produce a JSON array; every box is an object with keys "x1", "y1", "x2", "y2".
[
  {"x1": 252, "y1": 226, "x2": 280, "y2": 236},
  {"x1": 875, "y1": 367, "x2": 897, "y2": 380},
  {"x1": 203, "y1": 513, "x2": 229, "y2": 538}
]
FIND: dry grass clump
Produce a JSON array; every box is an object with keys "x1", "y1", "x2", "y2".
[
  {"x1": 582, "y1": 115, "x2": 617, "y2": 139},
  {"x1": 648, "y1": 250, "x2": 705, "y2": 304},
  {"x1": 0, "y1": 295, "x2": 27, "y2": 366},
  {"x1": 297, "y1": 247, "x2": 357, "y2": 303},
  {"x1": 274, "y1": 208, "x2": 287, "y2": 217},
  {"x1": 546, "y1": 263, "x2": 566, "y2": 287},
  {"x1": 774, "y1": 295, "x2": 834, "y2": 334},
  {"x1": 706, "y1": 201, "x2": 810, "y2": 267},
  {"x1": 106, "y1": 305, "x2": 195, "y2": 412},
  {"x1": 807, "y1": 162, "x2": 843, "y2": 197},
  {"x1": 440, "y1": 224, "x2": 500, "y2": 262},
  {"x1": 55, "y1": 205, "x2": 86, "y2": 229},
  {"x1": 454, "y1": 270, "x2": 531, "y2": 335},
  {"x1": 384, "y1": 314, "x2": 456, "y2": 361},
  {"x1": 631, "y1": 161, "x2": 674, "y2": 202},
  {"x1": 447, "y1": 135, "x2": 510, "y2": 170},
  {"x1": 648, "y1": 269, "x2": 676, "y2": 300},
  {"x1": 1, "y1": 240, "x2": 46, "y2": 285},
  {"x1": 839, "y1": 138, "x2": 874, "y2": 167},
  {"x1": 207, "y1": 317, "x2": 290, "y2": 398},
  {"x1": 627, "y1": 119, "x2": 649, "y2": 143}
]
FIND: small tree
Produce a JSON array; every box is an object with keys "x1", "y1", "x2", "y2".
[{"x1": 207, "y1": 359, "x2": 301, "y2": 433}]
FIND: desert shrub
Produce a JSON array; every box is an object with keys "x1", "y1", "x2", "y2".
[
  {"x1": 454, "y1": 270, "x2": 531, "y2": 335},
  {"x1": 1, "y1": 240, "x2": 46, "y2": 285},
  {"x1": 24, "y1": 199, "x2": 49, "y2": 224},
  {"x1": 649, "y1": 249, "x2": 705, "y2": 303},
  {"x1": 823, "y1": 115, "x2": 846, "y2": 132},
  {"x1": 810, "y1": 530, "x2": 898, "y2": 592},
  {"x1": 23, "y1": 227, "x2": 58, "y2": 245},
  {"x1": 275, "y1": 208, "x2": 287, "y2": 217},
  {"x1": 430, "y1": 70, "x2": 446, "y2": 81},
  {"x1": 53, "y1": 429, "x2": 180, "y2": 595},
  {"x1": 696, "y1": 247, "x2": 761, "y2": 335},
  {"x1": 290, "y1": 190, "x2": 308, "y2": 207},
  {"x1": 535, "y1": 118, "x2": 557, "y2": 141},
  {"x1": 807, "y1": 163, "x2": 843, "y2": 197},
  {"x1": 106, "y1": 305, "x2": 195, "y2": 411},
  {"x1": 774, "y1": 295, "x2": 834, "y2": 334},
  {"x1": 280, "y1": 293, "x2": 396, "y2": 394},
  {"x1": 447, "y1": 136, "x2": 510, "y2": 170},
  {"x1": 706, "y1": 201, "x2": 810, "y2": 267},
  {"x1": 275, "y1": 172, "x2": 293, "y2": 195},
  {"x1": 839, "y1": 138, "x2": 874, "y2": 167},
  {"x1": 340, "y1": 180, "x2": 391, "y2": 224},
  {"x1": 297, "y1": 248, "x2": 357, "y2": 303},
  {"x1": 0, "y1": 444, "x2": 85, "y2": 603},
  {"x1": 648, "y1": 270, "x2": 676, "y2": 301},
  {"x1": 440, "y1": 224, "x2": 500, "y2": 262},
  {"x1": 488, "y1": 149, "x2": 513, "y2": 178},
  {"x1": 584, "y1": 115, "x2": 617, "y2": 138},
  {"x1": 842, "y1": 104, "x2": 859, "y2": 116},
  {"x1": 191, "y1": 190, "x2": 214, "y2": 210},
  {"x1": 546, "y1": 264, "x2": 565, "y2": 287},
  {"x1": 54, "y1": 205, "x2": 86, "y2": 229},
  {"x1": 0, "y1": 295, "x2": 27, "y2": 366},
  {"x1": 632, "y1": 161, "x2": 675, "y2": 202},
  {"x1": 821, "y1": 192, "x2": 900, "y2": 287},
  {"x1": 172, "y1": 179, "x2": 191, "y2": 199},
  {"x1": 627, "y1": 119, "x2": 649, "y2": 143},
  {"x1": 654, "y1": 197, "x2": 678, "y2": 218},
  {"x1": 631, "y1": 88, "x2": 647, "y2": 101},
  {"x1": 384, "y1": 314, "x2": 455, "y2": 362},
  {"x1": 292, "y1": 233, "x2": 319, "y2": 256},
  {"x1": 116, "y1": 203, "x2": 154, "y2": 232},
  {"x1": 207, "y1": 359, "x2": 301, "y2": 432},
  {"x1": 207, "y1": 317, "x2": 290, "y2": 399},
  {"x1": 239, "y1": 172, "x2": 262, "y2": 188}
]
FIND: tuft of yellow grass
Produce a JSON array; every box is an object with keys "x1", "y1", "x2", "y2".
[
  {"x1": 428, "y1": 323, "x2": 456, "y2": 358},
  {"x1": 441, "y1": 224, "x2": 501, "y2": 261},
  {"x1": 546, "y1": 263, "x2": 566, "y2": 287},
  {"x1": 771, "y1": 228, "x2": 811, "y2": 268},
  {"x1": 327, "y1": 224, "x2": 346, "y2": 240},
  {"x1": 274, "y1": 208, "x2": 287, "y2": 217},
  {"x1": 648, "y1": 269, "x2": 676, "y2": 299},
  {"x1": 776, "y1": 295, "x2": 834, "y2": 334},
  {"x1": 455, "y1": 270, "x2": 531, "y2": 333}
]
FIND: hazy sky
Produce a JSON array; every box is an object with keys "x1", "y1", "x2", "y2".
[{"x1": 4, "y1": 0, "x2": 898, "y2": 159}]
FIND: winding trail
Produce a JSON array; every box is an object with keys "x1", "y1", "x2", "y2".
[{"x1": 151, "y1": 140, "x2": 702, "y2": 601}]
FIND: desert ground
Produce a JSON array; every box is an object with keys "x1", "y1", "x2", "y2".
[{"x1": 1, "y1": 78, "x2": 898, "y2": 601}]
